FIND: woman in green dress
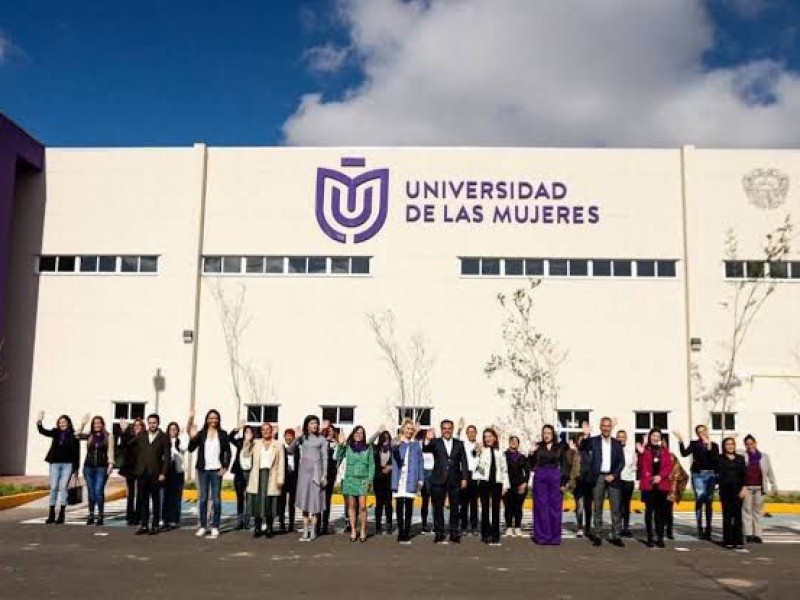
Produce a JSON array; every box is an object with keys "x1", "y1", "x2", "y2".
[{"x1": 336, "y1": 425, "x2": 375, "y2": 542}]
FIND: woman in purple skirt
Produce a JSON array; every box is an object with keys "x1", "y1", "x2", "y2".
[{"x1": 529, "y1": 424, "x2": 570, "y2": 545}]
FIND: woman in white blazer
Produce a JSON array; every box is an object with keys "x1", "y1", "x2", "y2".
[{"x1": 472, "y1": 427, "x2": 510, "y2": 545}]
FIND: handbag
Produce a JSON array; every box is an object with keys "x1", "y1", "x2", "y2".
[{"x1": 67, "y1": 473, "x2": 83, "y2": 506}]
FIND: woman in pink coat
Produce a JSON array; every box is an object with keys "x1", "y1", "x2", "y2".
[{"x1": 638, "y1": 428, "x2": 673, "y2": 548}]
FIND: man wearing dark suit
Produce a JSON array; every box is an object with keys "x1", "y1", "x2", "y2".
[
  {"x1": 422, "y1": 419, "x2": 469, "y2": 543},
  {"x1": 130, "y1": 413, "x2": 170, "y2": 535},
  {"x1": 279, "y1": 428, "x2": 299, "y2": 533},
  {"x1": 580, "y1": 417, "x2": 625, "y2": 547}
]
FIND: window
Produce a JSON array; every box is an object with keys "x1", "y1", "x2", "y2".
[
  {"x1": 57, "y1": 256, "x2": 77, "y2": 272},
  {"x1": 769, "y1": 261, "x2": 788, "y2": 279},
  {"x1": 80, "y1": 256, "x2": 99, "y2": 273},
  {"x1": 505, "y1": 258, "x2": 524, "y2": 276},
  {"x1": 634, "y1": 411, "x2": 669, "y2": 445},
  {"x1": 791, "y1": 262, "x2": 800, "y2": 280},
  {"x1": 308, "y1": 256, "x2": 327, "y2": 274},
  {"x1": 112, "y1": 401, "x2": 146, "y2": 434},
  {"x1": 222, "y1": 256, "x2": 242, "y2": 273},
  {"x1": 657, "y1": 260, "x2": 677, "y2": 278},
  {"x1": 265, "y1": 257, "x2": 284, "y2": 274},
  {"x1": 120, "y1": 256, "x2": 139, "y2": 273},
  {"x1": 321, "y1": 406, "x2": 355, "y2": 426},
  {"x1": 557, "y1": 409, "x2": 591, "y2": 444},
  {"x1": 569, "y1": 259, "x2": 588, "y2": 276},
  {"x1": 397, "y1": 406, "x2": 432, "y2": 427},
  {"x1": 140, "y1": 256, "x2": 158, "y2": 273},
  {"x1": 331, "y1": 257, "x2": 349, "y2": 274},
  {"x1": 245, "y1": 404, "x2": 280, "y2": 424},
  {"x1": 461, "y1": 258, "x2": 480, "y2": 275},
  {"x1": 525, "y1": 259, "x2": 544, "y2": 276},
  {"x1": 548, "y1": 259, "x2": 568, "y2": 276},
  {"x1": 746, "y1": 261, "x2": 765, "y2": 279},
  {"x1": 725, "y1": 261, "x2": 745, "y2": 278},
  {"x1": 245, "y1": 256, "x2": 265, "y2": 274},
  {"x1": 351, "y1": 257, "x2": 370, "y2": 274},
  {"x1": 613, "y1": 260, "x2": 632, "y2": 277},
  {"x1": 98, "y1": 256, "x2": 117, "y2": 272},
  {"x1": 775, "y1": 413, "x2": 800, "y2": 432},
  {"x1": 38, "y1": 256, "x2": 57, "y2": 272},
  {"x1": 288, "y1": 257, "x2": 308, "y2": 274},
  {"x1": 710, "y1": 412, "x2": 736, "y2": 432},
  {"x1": 636, "y1": 260, "x2": 655, "y2": 277},
  {"x1": 39, "y1": 255, "x2": 158, "y2": 275},
  {"x1": 481, "y1": 258, "x2": 500, "y2": 276},
  {"x1": 204, "y1": 256, "x2": 222, "y2": 273},
  {"x1": 593, "y1": 259, "x2": 611, "y2": 276}
]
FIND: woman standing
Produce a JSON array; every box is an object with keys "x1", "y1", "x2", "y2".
[
  {"x1": 392, "y1": 420, "x2": 424, "y2": 544},
  {"x1": 674, "y1": 425, "x2": 720, "y2": 540},
  {"x1": 530, "y1": 424, "x2": 569, "y2": 545},
  {"x1": 638, "y1": 428, "x2": 673, "y2": 548},
  {"x1": 116, "y1": 418, "x2": 144, "y2": 526},
  {"x1": 187, "y1": 409, "x2": 231, "y2": 539},
  {"x1": 569, "y1": 428, "x2": 594, "y2": 539},
  {"x1": 336, "y1": 425, "x2": 375, "y2": 542},
  {"x1": 244, "y1": 423, "x2": 284, "y2": 538},
  {"x1": 418, "y1": 427, "x2": 436, "y2": 534},
  {"x1": 293, "y1": 415, "x2": 328, "y2": 542},
  {"x1": 372, "y1": 430, "x2": 394, "y2": 535},
  {"x1": 163, "y1": 421, "x2": 187, "y2": 530},
  {"x1": 228, "y1": 421, "x2": 252, "y2": 531},
  {"x1": 473, "y1": 427, "x2": 510, "y2": 545},
  {"x1": 717, "y1": 437, "x2": 747, "y2": 549},
  {"x1": 76, "y1": 415, "x2": 115, "y2": 526},
  {"x1": 503, "y1": 435, "x2": 530, "y2": 538},
  {"x1": 666, "y1": 451, "x2": 689, "y2": 540},
  {"x1": 36, "y1": 411, "x2": 80, "y2": 525}
]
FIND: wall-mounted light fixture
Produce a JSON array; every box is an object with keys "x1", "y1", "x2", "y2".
[
  {"x1": 690, "y1": 337, "x2": 702, "y2": 352},
  {"x1": 182, "y1": 330, "x2": 194, "y2": 344}
]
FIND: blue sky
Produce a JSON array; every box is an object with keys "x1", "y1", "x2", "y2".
[{"x1": 0, "y1": 0, "x2": 799, "y2": 147}]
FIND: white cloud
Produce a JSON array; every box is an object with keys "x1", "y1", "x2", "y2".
[
  {"x1": 283, "y1": 0, "x2": 800, "y2": 147},
  {"x1": 304, "y1": 43, "x2": 350, "y2": 74}
]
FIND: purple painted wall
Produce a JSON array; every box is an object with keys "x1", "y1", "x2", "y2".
[{"x1": 0, "y1": 114, "x2": 44, "y2": 338}]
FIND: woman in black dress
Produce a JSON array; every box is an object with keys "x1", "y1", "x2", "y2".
[{"x1": 717, "y1": 436, "x2": 747, "y2": 549}]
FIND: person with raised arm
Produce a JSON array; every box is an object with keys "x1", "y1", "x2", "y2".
[
  {"x1": 422, "y1": 419, "x2": 469, "y2": 544},
  {"x1": 417, "y1": 426, "x2": 436, "y2": 534},
  {"x1": 456, "y1": 418, "x2": 480, "y2": 537},
  {"x1": 503, "y1": 435, "x2": 530, "y2": 538},
  {"x1": 616, "y1": 429, "x2": 637, "y2": 538},
  {"x1": 530, "y1": 424, "x2": 570, "y2": 545},
  {"x1": 473, "y1": 427, "x2": 510, "y2": 545},
  {"x1": 116, "y1": 417, "x2": 144, "y2": 526},
  {"x1": 187, "y1": 409, "x2": 231, "y2": 539},
  {"x1": 336, "y1": 425, "x2": 375, "y2": 542},
  {"x1": 228, "y1": 419, "x2": 252, "y2": 531},
  {"x1": 371, "y1": 425, "x2": 394, "y2": 535},
  {"x1": 243, "y1": 422, "x2": 283, "y2": 538},
  {"x1": 36, "y1": 411, "x2": 80, "y2": 525},
  {"x1": 163, "y1": 421, "x2": 187, "y2": 530},
  {"x1": 278, "y1": 427, "x2": 299, "y2": 533},
  {"x1": 638, "y1": 428, "x2": 673, "y2": 548},
  {"x1": 717, "y1": 436, "x2": 747, "y2": 549},
  {"x1": 75, "y1": 414, "x2": 115, "y2": 526},
  {"x1": 742, "y1": 434, "x2": 778, "y2": 544},
  {"x1": 129, "y1": 413, "x2": 170, "y2": 535},
  {"x1": 673, "y1": 425, "x2": 720, "y2": 540},
  {"x1": 292, "y1": 415, "x2": 328, "y2": 541},
  {"x1": 392, "y1": 419, "x2": 425, "y2": 544},
  {"x1": 319, "y1": 421, "x2": 340, "y2": 536},
  {"x1": 580, "y1": 417, "x2": 625, "y2": 547}
]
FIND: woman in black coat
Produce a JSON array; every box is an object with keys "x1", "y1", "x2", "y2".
[
  {"x1": 36, "y1": 411, "x2": 80, "y2": 524},
  {"x1": 115, "y1": 418, "x2": 145, "y2": 525},
  {"x1": 717, "y1": 436, "x2": 747, "y2": 549}
]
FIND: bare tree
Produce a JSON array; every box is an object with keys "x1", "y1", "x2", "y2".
[
  {"x1": 366, "y1": 310, "x2": 433, "y2": 427},
  {"x1": 485, "y1": 279, "x2": 565, "y2": 445},
  {"x1": 694, "y1": 215, "x2": 793, "y2": 435},
  {"x1": 242, "y1": 361, "x2": 279, "y2": 415},
  {"x1": 208, "y1": 278, "x2": 252, "y2": 423}
]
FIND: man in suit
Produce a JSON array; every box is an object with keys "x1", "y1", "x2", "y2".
[
  {"x1": 422, "y1": 419, "x2": 469, "y2": 543},
  {"x1": 279, "y1": 428, "x2": 299, "y2": 533},
  {"x1": 130, "y1": 413, "x2": 170, "y2": 535},
  {"x1": 580, "y1": 417, "x2": 625, "y2": 547}
]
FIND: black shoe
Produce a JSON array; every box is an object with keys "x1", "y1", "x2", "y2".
[
  {"x1": 592, "y1": 536, "x2": 602, "y2": 547},
  {"x1": 86, "y1": 515, "x2": 95, "y2": 526},
  {"x1": 148, "y1": 528, "x2": 159, "y2": 536},
  {"x1": 279, "y1": 522, "x2": 286, "y2": 533},
  {"x1": 610, "y1": 538, "x2": 625, "y2": 548},
  {"x1": 702, "y1": 527, "x2": 712, "y2": 540},
  {"x1": 481, "y1": 536, "x2": 489, "y2": 544},
  {"x1": 236, "y1": 520, "x2": 245, "y2": 531},
  {"x1": 45, "y1": 506, "x2": 56, "y2": 524},
  {"x1": 646, "y1": 538, "x2": 655, "y2": 548},
  {"x1": 96, "y1": 517, "x2": 104, "y2": 527},
  {"x1": 253, "y1": 521, "x2": 263, "y2": 538},
  {"x1": 434, "y1": 533, "x2": 444, "y2": 543},
  {"x1": 56, "y1": 506, "x2": 66, "y2": 524},
  {"x1": 450, "y1": 535, "x2": 461, "y2": 544},
  {"x1": 655, "y1": 539, "x2": 665, "y2": 548},
  {"x1": 620, "y1": 529, "x2": 632, "y2": 538},
  {"x1": 376, "y1": 527, "x2": 383, "y2": 536},
  {"x1": 135, "y1": 527, "x2": 149, "y2": 535},
  {"x1": 753, "y1": 536, "x2": 763, "y2": 544},
  {"x1": 666, "y1": 530, "x2": 674, "y2": 540}
]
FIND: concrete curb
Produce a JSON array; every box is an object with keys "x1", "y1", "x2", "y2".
[{"x1": 0, "y1": 491, "x2": 49, "y2": 510}]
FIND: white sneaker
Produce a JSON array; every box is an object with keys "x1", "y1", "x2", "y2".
[
  {"x1": 299, "y1": 529, "x2": 308, "y2": 542},
  {"x1": 515, "y1": 529, "x2": 525, "y2": 538},
  {"x1": 209, "y1": 528, "x2": 219, "y2": 539},
  {"x1": 504, "y1": 529, "x2": 514, "y2": 537},
  {"x1": 195, "y1": 527, "x2": 207, "y2": 538}
]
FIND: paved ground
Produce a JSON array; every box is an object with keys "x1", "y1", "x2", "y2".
[{"x1": 1, "y1": 502, "x2": 799, "y2": 599}]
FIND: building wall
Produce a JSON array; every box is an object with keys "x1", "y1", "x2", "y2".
[{"x1": 11, "y1": 145, "x2": 800, "y2": 488}]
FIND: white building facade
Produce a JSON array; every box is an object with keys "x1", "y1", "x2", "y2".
[{"x1": 2, "y1": 143, "x2": 799, "y2": 487}]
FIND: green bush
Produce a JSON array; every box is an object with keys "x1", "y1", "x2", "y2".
[{"x1": 0, "y1": 483, "x2": 48, "y2": 497}]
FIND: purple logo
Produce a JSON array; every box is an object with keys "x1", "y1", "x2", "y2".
[{"x1": 316, "y1": 157, "x2": 389, "y2": 244}]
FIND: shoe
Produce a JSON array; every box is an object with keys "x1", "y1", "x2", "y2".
[
  {"x1": 309, "y1": 529, "x2": 317, "y2": 542},
  {"x1": 504, "y1": 529, "x2": 514, "y2": 537},
  {"x1": 666, "y1": 531, "x2": 674, "y2": 540},
  {"x1": 195, "y1": 527, "x2": 207, "y2": 538},
  {"x1": 450, "y1": 535, "x2": 461, "y2": 544},
  {"x1": 135, "y1": 527, "x2": 149, "y2": 535},
  {"x1": 45, "y1": 507, "x2": 56, "y2": 524},
  {"x1": 148, "y1": 528, "x2": 158, "y2": 536},
  {"x1": 481, "y1": 536, "x2": 489, "y2": 544},
  {"x1": 471, "y1": 529, "x2": 480, "y2": 537},
  {"x1": 734, "y1": 544, "x2": 744, "y2": 550},
  {"x1": 376, "y1": 527, "x2": 383, "y2": 536},
  {"x1": 593, "y1": 536, "x2": 602, "y2": 547},
  {"x1": 489, "y1": 540, "x2": 502, "y2": 547},
  {"x1": 279, "y1": 523, "x2": 286, "y2": 533},
  {"x1": 753, "y1": 536, "x2": 763, "y2": 544},
  {"x1": 236, "y1": 520, "x2": 244, "y2": 531},
  {"x1": 702, "y1": 528, "x2": 712, "y2": 541},
  {"x1": 87, "y1": 515, "x2": 95, "y2": 526},
  {"x1": 610, "y1": 538, "x2": 625, "y2": 548},
  {"x1": 655, "y1": 539, "x2": 665, "y2": 548},
  {"x1": 56, "y1": 506, "x2": 66, "y2": 524},
  {"x1": 209, "y1": 528, "x2": 220, "y2": 539},
  {"x1": 360, "y1": 535, "x2": 367, "y2": 543},
  {"x1": 399, "y1": 539, "x2": 412, "y2": 546},
  {"x1": 646, "y1": 539, "x2": 655, "y2": 548},
  {"x1": 620, "y1": 529, "x2": 632, "y2": 538},
  {"x1": 724, "y1": 544, "x2": 734, "y2": 549},
  {"x1": 433, "y1": 533, "x2": 444, "y2": 543},
  {"x1": 576, "y1": 528, "x2": 584, "y2": 539},
  {"x1": 96, "y1": 517, "x2": 104, "y2": 527},
  {"x1": 350, "y1": 535, "x2": 357, "y2": 543}
]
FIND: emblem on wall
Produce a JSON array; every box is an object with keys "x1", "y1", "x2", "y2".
[
  {"x1": 315, "y1": 157, "x2": 389, "y2": 244},
  {"x1": 742, "y1": 168, "x2": 789, "y2": 210}
]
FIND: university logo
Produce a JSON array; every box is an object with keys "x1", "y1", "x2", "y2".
[
  {"x1": 742, "y1": 168, "x2": 789, "y2": 210},
  {"x1": 315, "y1": 157, "x2": 389, "y2": 243}
]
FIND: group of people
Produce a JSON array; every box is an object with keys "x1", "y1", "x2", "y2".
[{"x1": 35, "y1": 410, "x2": 777, "y2": 549}]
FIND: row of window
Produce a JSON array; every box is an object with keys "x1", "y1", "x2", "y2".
[
  {"x1": 460, "y1": 257, "x2": 679, "y2": 278},
  {"x1": 38, "y1": 255, "x2": 159, "y2": 274},
  {"x1": 202, "y1": 255, "x2": 371, "y2": 276},
  {"x1": 724, "y1": 260, "x2": 800, "y2": 280}
]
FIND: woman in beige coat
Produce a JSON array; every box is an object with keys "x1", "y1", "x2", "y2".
[{"x1": 243, "y1": 422, "x2": 285, "y2": 538}]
